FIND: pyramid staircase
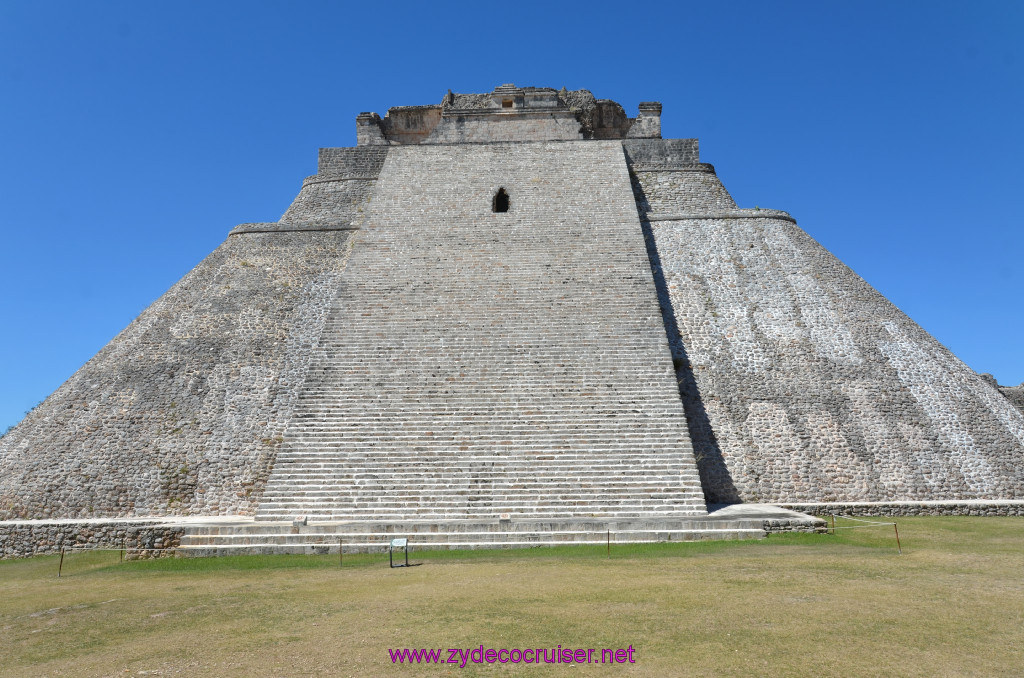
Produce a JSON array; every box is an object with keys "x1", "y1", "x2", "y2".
[{"x1": 199, "y1": 142, "x2": 724, "y2": 551}]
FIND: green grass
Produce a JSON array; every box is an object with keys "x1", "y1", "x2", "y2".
[{"x1": 1, "y1": 517, "x2": 1022, "y2": 677}]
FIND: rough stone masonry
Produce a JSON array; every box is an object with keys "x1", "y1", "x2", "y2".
[{"x1": 2, "y1": 85, "x2": 1022, "y2": 554}]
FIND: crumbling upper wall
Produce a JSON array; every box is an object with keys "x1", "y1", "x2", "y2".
[
  {"x1": 379, "y1": 106, "x2": 443, "y2": 145},
  {"x1": 356, "y1": 84, "x2": 663, "y2": 145}
]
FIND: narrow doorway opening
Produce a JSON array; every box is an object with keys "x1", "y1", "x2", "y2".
[{"x1": 492, "y1": 188, "x2": 510, "y2": 213}]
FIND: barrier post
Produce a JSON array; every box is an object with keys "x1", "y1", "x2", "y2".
[
  {"x1": 893, "y1": 523, "x2": 903, "y2": 555},
  {"x1": 606, "y1": 529, "x2": 610, "y2": 558},
  {"x1": 830, "y1": 514, "x2": 835, "y2": 535},
  {"x1": 339, "y1": 540, "x2": 343, "y2": 568},
  {"x1": 58, "y1": 548, "x2": 65, "y2": 578}
]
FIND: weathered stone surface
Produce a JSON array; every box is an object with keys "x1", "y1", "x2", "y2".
[
  {"x1": 0, "y1": 520, "x2": 184, "y2": 559},
  {"x1": 2, "y1": 84, "x2": 1022, "y2": 558},
  {"x1": 255, "y1": 140, "x2": 706, "y2": 521},
  {"x1": 631, "y1": 203, "x2": 1024, "y2": 503},
  {"x1": 355, "y1": 85, "x2": 658, "y2": 145},
  {"x1": 779, "y1": 500, "x2": 1024, "y2": 517},
  {"x1": 0, "y1": 231, "x2": 354, "y2": 520}
]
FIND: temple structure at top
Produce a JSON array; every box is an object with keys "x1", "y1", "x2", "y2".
[{"x1": 355, "y1": 84, "x2": 663, "y2": 145}]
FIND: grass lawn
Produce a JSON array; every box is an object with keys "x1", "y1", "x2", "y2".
[{"x1": 1, "y1": 516, "x2": 1022, "y2": 677}]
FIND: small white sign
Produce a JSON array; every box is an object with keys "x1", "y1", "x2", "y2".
[{"x1": 391, "y1": 538, "x2": 407, "y2": 548}]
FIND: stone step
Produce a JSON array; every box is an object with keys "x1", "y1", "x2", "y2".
[
  {"x1": 182, "y1": 529, "x2": 763, "y2": 548},
  {"x1": 262, "y1": 476, "x2": 698, "y2": 483},
  {"x1": 263, "y1": 472, "x2": 696, "y2": 480},
  {"x1": 269, "y1": 455, "x2": 694, "y2": 462},
  {"x1": 259, "y1": 480, "x2": 699, "y2": 490},
  {"x1": 275, "y1": 443, "x2": 691, "y2": 448},
  {"x1": 251, "y1": 512, "x2": 708, "y2": 522},
  {"x1": 253, "y1": 510, "x2": 708, "y2": 522},
  {"x1": 180, "y1": 536, "x2": 762, "y2": 556},
  {"x1": 279, "y1": 432, "x2": 689, "y2": 438},
  {"x1": 254, "y1": 504, "x2": 707, "y2": 516},
  {"x1": 266, "y1": 465, "x2": 696, "y2": 473},
  {"x1": 266, "y1": 463, "x2": 696, "y2": 472},
  {"x1": 264, "y1": 465, "x2": 696, "y2": 471},
  {"x1": 255, "y1": 503, "x2": 706, "y2": 514},
  {"x1": 259, "y1": 490, "x2": 705, "y2": 499},
  {"x1": 273, "y1": 447, "x2": 691, "y2": 454},
  {"x1": 255, "y1": 499, "x2": 705, "y2": 509},
  {"x1": 258, "y1": 482, "x2": 700, "y2": 491},
  {"x1": 185, "y1": 505, "x2": 826, "y2": 554},
  {"x1": 271, "y1": 450, "x2": 694, "y2": 456},
  {"x1": 185, "y1": 518, "x2": 771, "y2": 536},
  {"x1": 256, "y1": 484, "x2": 698, "y2": 495},
  {"x1": 290, "y1": 404, "x2": 685, "y2": 410},
  {"x1": 253, "y1": 142, "x2": 707, "y2": 523},
  {"x1": 263, "y1": 474, "x2": 697, "y2": 482},
  {"x1": 275, "y1": 453, "x2": 693, "y2": 459}
]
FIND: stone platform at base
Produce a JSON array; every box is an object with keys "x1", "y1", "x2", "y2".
[
  {"x1": 175, "y1": 505, "x2": 825, "y2": 557},
  {"x1": 778, "y1": 500, "x2": 1024, "y2": 517}
]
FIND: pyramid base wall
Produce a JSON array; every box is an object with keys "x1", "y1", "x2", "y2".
[
  {"x1": 0, "y1": 520, "x2": 185, "y2": 559},
  {"x1": 779, "y1": 500, "x2": 1024, "y2": 517}
]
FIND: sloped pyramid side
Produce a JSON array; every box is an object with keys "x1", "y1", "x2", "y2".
[
  {"x1": 254, "y1": 141, "x2": 707, "y2": 521},
  {"x1": 0, "y1": 231, "x2": 355, "y2": 520},
  {"x1": 634, "y1": 171, "x2": 1024, "y2": 502}
]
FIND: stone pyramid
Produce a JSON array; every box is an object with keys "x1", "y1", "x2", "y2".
[{"x1": 2, "y1": 85, "x2": 1022, "y2": 536}]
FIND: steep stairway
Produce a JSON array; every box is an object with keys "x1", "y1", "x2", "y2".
[{"x1": 254, "y1": 141, "x2": 707, "y2": 522}]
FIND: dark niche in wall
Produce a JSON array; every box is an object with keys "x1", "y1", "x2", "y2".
[{"x1": 493, "y1": 187, "x2": 510, "y2": 213}]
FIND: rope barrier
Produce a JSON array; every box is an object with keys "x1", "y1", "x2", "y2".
[
  {"x1": 829, "y1": 514, "x2": 903, "y2": 554},
  {"x1": 828, "y1": 524, "x2": 893, "y2": 530},
  {"x1": 833, "y1": 515, "x2": 895, "y2": 526},
  {"x1": 56, "y1": 546, "x2": 177, "y2": 577}
]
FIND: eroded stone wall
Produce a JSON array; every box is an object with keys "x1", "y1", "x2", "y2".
[
  {"x1": 0, "y1": 520, "x2": 184, "y2": 559},
  {"x1": 423, "y1": 113, "x2": 583, "y2": 144},
  {"x1": 0, "y1": 231, "x2": 354, "y2": 520},
  {"x1": 779, "y1": 501, "x2": 1024, "y2": 517},
  {"x1": 641, "y1": 213, "x2": 1024, "y2": 503}
]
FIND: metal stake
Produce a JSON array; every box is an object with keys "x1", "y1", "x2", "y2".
[
  {"x1": 58, "y1": 548, "x2": 65, "y2": 578},
  {"x1": 894, "y1": 523, "x2": 903, "y2": 555}
]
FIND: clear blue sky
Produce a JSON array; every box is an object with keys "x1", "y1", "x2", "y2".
[{"x1": 1, "y1": 1, "x2": 1022, "y2": 432}]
